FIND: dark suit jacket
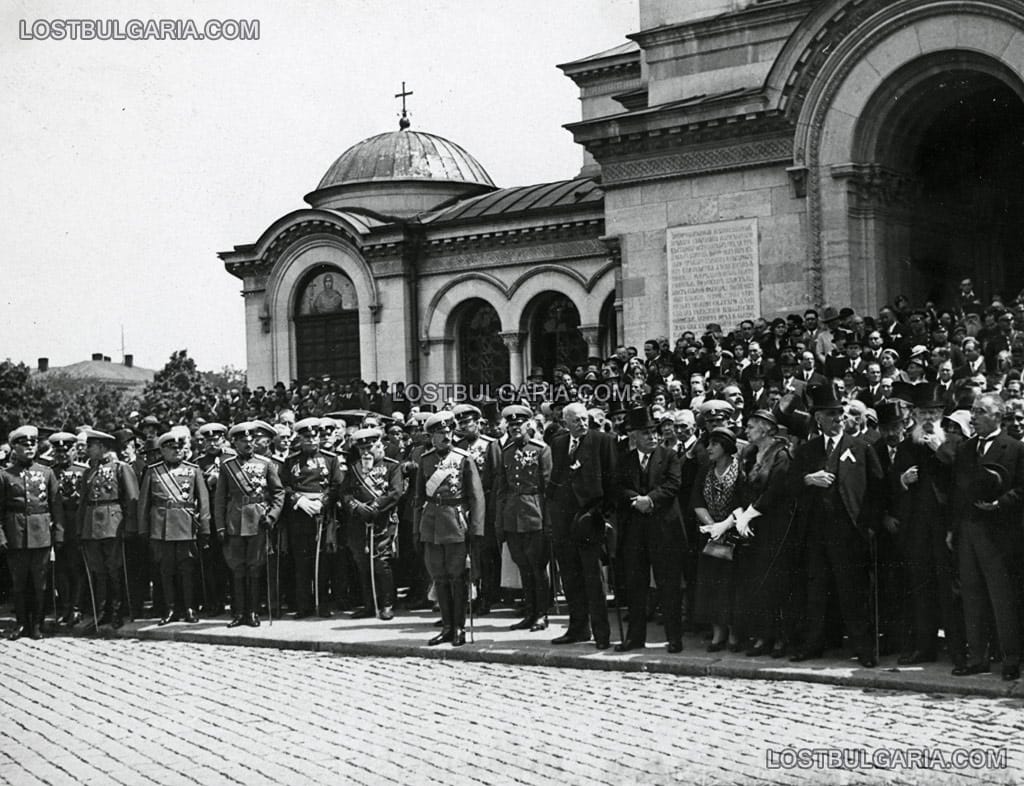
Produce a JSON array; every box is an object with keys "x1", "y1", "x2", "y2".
[
  {"x1": 616, "y1": 446, "x2": 684, "y2": 543},
  {"x1": 790, "y1": 433, "x2": 883, "y2": 531},
  {"x1": 546, "y1": 430, "x2": 617, "y2": 514},
  {"x1": 951, "y1": 431, "x2": 1024, "y2": 534}
]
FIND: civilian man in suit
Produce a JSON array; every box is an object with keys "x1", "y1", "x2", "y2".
[
  {"x1": 790, "y1": 384, "x2": 884, "y2": 667},
  {"x1": 614, "y1": 407, "x2": 685, "y2": 653},
  {"x1": 950, "y1": 394, "x2": 1024, "y2": 680},
  {"x1": 546, "y1": 401, "x2": 617, "y2": 649}
]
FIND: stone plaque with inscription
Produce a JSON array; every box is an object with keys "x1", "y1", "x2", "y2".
[{"x1": 667, "y1": 218, "x2": 760, "y2": 337}]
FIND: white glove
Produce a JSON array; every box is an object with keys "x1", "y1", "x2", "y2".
[{"x1": 295, "y1": 497, "x2": 322, "y2": 516}]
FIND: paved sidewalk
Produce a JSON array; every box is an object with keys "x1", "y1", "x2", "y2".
[{"x1": 30, "y1": 606, "x2": 1023, "y2": 700}]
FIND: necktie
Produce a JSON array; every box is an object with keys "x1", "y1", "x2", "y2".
[
  {"x1": 569, "y1": 436, "x2": 579, "y2": 457},
  {"x1": 978, "y1": 437, "x2": 993, "y2": 457},
  {"x1": 640, "y1": 453, "x2": 649, "y2": 472}
]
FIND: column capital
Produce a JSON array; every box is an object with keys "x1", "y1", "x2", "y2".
[{"x1": 499, "y1": 331, "x2": 525, "y2": 353}]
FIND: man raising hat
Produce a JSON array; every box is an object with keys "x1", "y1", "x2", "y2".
[
  {"x1": 136, "y1": 432, "x2": 211, "y2": 625},
  {"x1": 0, "y1": 426, "x2": 64, "y2": 639}
]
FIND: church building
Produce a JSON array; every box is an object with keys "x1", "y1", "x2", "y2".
[{"x1": 224, "y1": 0, "x2": 1024, "y2": 388}]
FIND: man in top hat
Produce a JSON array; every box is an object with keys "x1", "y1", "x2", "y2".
[
  {"x1": 614, "y1": 407, "x2": 685, "y2": 653},
  {"x1": 215, "y1": 422, "x2": 286, "y2": 628},
  {"x1": 0, "y1": 426, "x2": 64, "y2": 639},
  {"x1": 789, "y1": 384, "x2": 883, "y2": 667},
  {"x1": 413, "y1": 411, "x2": 485, "y2": 646},
  {"x1": 78, "y1": 428, "x2": 139, "y2": 629},
  {"x1": 950, "y1": 394, "x2": 1024, "y2": 680},
  {"x1": 495, "y1": 405, "x2": 553, "y2": 632},
  {"x1": 194, "y1": 422, "x2": 233, "y2": 615},
  {"x1": 283, "y1": 418, "x2": 344, "y2": 619},
  {"x1": 342, "y1": 427, "x2": 404, "y2": 620},
  {"x1": 136, "y1": 432, "x2": 211, "y2": 625},
  {"x1": 47, "y1": 431, "x2": 88, "y2": 625},
  {"x1": 452, "y1": 403, "x2": 499, "y2": 616},
  {"x1": 889, "y1": 384, "x2": 965, "y2": 666},
  {"x1": 546, "y1": 401, "x2": 618, "y2": 649}
]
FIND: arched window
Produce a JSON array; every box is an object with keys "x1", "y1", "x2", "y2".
[
  {"x1": 455, "y1": 299, "x2": 509, "y2": 386},
  {"x1": 294, "y1": 266, "x2": 360, "y2": 381},
  {"x1": 526, "y1": 293, "x2": 588, "y2": 381}
]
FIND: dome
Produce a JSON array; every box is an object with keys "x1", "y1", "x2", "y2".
[{"x1": 316, "y1": 129, "x2": 495, "y2": 190}]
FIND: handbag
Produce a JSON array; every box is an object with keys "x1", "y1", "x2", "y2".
[{"x1": 702, "y1": 537, "x2": 734, "y2": 561}]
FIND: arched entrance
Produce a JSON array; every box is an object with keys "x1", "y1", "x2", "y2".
[
  {"x1": 598, "y1": 291, "x2": 618, "y2": 358},
  {"x1": 850, "y1": 55, "x2": 1024, "y2": 307},
  {"x1": 294, "y1": 265, "x2": 360, "y2": 380},
  {"x1": 454, "y1": 299, "x2": 509, "y2": 386},
  {"x1": 524, "y1": 292, "x2": 588, "y2": 380}
]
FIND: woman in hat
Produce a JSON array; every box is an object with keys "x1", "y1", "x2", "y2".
[
  {"x1": 691, "y1": 427, "x2": 746, "y2": 652},
  {"x1": 733, "y1": 410, "x2": 794, "y2": 657}
]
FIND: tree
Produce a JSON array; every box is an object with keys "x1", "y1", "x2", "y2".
[{"x1": 138, "y1": 350, "x2": 209, "y2": 426}]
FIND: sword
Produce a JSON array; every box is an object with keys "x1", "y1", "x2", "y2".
[
  {"x1": 275, "y1": 528, "x2": 280, "y2": 622},
  {"x1": 121, "y1": 539, "x2": 133, "y2": 622},
  {"x1": 366, "y1": 524, "x2": 379, "y2": 618},
  {"x1": 49, "y1": 547, "x2": 59, "y2": 629},
  {"x1": 80, "y1": 544, "x2": 99, "y2": 632},
  {"x1": 465, "y1": 548, "x2": 475, "y2": 644},
  {"x1": 314, "y1": 513, "x2": 323, "y2": 612},
  {"x1": 265, "y1": 528, "x2": 273, "y2": 627},
  {"x1": 548, "y1": 539, "x2": 561, "y2": 616}
]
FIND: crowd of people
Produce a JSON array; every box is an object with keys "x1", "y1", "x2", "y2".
[{"x1": 2, "y1": 278, "x2": 1023, "y2": 681}]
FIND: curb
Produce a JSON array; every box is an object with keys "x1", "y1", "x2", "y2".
[{"x1": 67, "y1": 620, "x2": 1024, "y2": 700}]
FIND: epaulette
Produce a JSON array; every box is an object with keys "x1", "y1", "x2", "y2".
[
  {"x1": 478, "y1": 433, "x2": 496, "y2": 443},
  {"x1": 72, "y1": 461, "x2": 88, "y2": 470},
  {"x1": 422, "y1": 447, "x2": 436, "y2": 457},
  {"x1": 250, "y1": 454, "x2": 272, "y2": 464},
  {"x1": 321, "y1": 448, "x2": 337, "y2": 457},
  {"x1": 182, "y1": 460, "x2": 199, "y2": 468},
  {"x1": 450, "y1": 447, "x2": 470, "y2": 457},
  {"x1": 382, "y1": 457, "x2": 399, "y2": 465},
  {"x1": 530, "y1": 437, "x2": 547, "y2": 447},
  {"x1": 147, "y1": 461, "x2": 162, "y2": 470},
  {"x1": 501, "y1": 440, "x2": 518, "y2": 452}
]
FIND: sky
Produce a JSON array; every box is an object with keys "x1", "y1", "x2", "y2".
[{"x1": 0, "y1": 0, "x2": 638, "y2": 373}]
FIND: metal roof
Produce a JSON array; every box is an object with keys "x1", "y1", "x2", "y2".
[
  {"x1": 419, "y1": 177, "x2": 602, "y2": 225},
  {"x1": 317, "y1": 130, "x2": 495, "y2": 190}
]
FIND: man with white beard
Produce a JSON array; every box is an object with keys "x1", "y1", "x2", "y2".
[{"x1": 891, "y1": 384, "x2": 965, "y2": 668}]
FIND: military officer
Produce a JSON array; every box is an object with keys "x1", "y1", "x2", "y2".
[
  {"x1": 283, "y1": 417, "x2": 343, "y2": 618},
  {"x1": 452, "y1": 403, "x2": 499, "y2": 615},
  {"x1": 0, "y1": 426, "x2": 64, "y2": 640},
  {"x1": 253, "y1": 420, "x2": 289, "y2": 615},
  {"x1": 195, "y1": 422, "x2": 233, "y2": 616},
  {"x1": 342, "y1": 427, "x2": 405, "y2": 620},
  {"x1": 495, "y1": 405, "x2": 553, "y2": 631},
  {"x1": 136, "y1": 432, "x2": 211, "y2": 624},
  {"x1": 78, "y1": 428, "x2": 138, "y2": 629},
  {"x1": 47, "y1": 431, "x2": 88, "y2": 625},
  {"x1": 413, "y1": 411, "x2": 485, "y2": 646},
  {"x1": 215, "y1": 422, "x2": 285, "y2": 627}
]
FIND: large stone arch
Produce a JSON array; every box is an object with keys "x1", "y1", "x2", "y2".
[
  {"x1": 788, "y1": 0, "x2": 1024, "y2": 310},
  {"x1": 266, "y1": 234, "x2": 379, "y2": 383}
]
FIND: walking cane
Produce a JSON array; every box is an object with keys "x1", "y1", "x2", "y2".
[
  {"x1": 871, "y1": 534, "x2": 880, "y2": 664},
  {"x1": 265, "y1": 533, "x2": 273, "y2": 627},
  {"x1": 49, "y1": 547, "x2": 59, "y2": 628},
  {"x1": 275, "y1": 528, "x2": 281, "y2": 621},
  {"x1": 80, "y1": 545, "x2": 99, "y2": 632},
  {"x1": 366, "y1": 524, "x2": 379, "y2": 618}
]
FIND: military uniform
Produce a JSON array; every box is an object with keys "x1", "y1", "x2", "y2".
[
  {"x1": 495, "y1": 406, "x2": 552, "y2": 631},
  {"x1": 282, "y1": 430, "x2": 343, "y2": 618},
  {"x1": 136, "y1": 434, "x2": 211, "y2": 623},
  {"x1": 414, "y1": 412, "x2": 485, "y2": 645},
  {"x1": 1, "y1": 426, "x2": 64, "y2": 639},
  {"x1": 195, "y1": 428, "x2": 234, "y2": 615},
  {"x1": 453, "y1": 417, "x2": 499, "y2": 614},
  {"x1": 215, "y1": 423, "x2": 285, "y2": 627},
  {"x1": 48, "y1": 432, "x2": 88, "y2": 624},
  {"x1": 78, "y1": 432, "x2": 140, "y2": 627},
  {"x1": 343, "y1": 429, "x2": 405, "y2": 619}
]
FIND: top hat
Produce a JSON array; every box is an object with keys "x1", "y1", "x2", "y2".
[
  {"x1": 625, "y1": 406, "x2": 659, "y2": 432},
  {"x1": 806, "y1": 383, "x2": 844, "y2": 411},
  {"x1": 875, "y1": 401, "x2": 906, "y2": 428},
  {"x1": 909, "y1": 383, "x2": 945, "y2": 411}
]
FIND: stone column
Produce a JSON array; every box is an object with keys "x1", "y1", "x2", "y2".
[
  {"x1": 500, "y1": 331, "x2": 525, "y2": 388},
  {"x1": 579, "y1": 324, "x2": 602, "y2": 360}
]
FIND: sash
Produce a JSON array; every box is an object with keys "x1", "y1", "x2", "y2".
[
  {"x1": 223, "y1": 457, "x2": 259, "y2": 497},
  {"x1": 425, "y1": 459, "x2": 459, "y2": 498},
  {"x1": 355, "y1": 463, "x2": 398, "y2": 514},
  {"x1": 152, "y1": 463, "x2": 190, "y2": 506}
]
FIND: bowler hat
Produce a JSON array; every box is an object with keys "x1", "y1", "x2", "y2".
[{"x1": 972, "y1": 461, "x2": 1010, "y2": 503}]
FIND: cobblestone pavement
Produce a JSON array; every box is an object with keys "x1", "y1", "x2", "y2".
[{"x1": 1, "y1": 640, "x2": 1022, "y2": 786}]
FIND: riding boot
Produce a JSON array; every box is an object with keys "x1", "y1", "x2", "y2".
[
  {"x1": 227, "y1": 574, "x2": 246, "y2": 627},
  {"x1": 246, "y1": 576, "x2": 261, "y2": 627}
]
